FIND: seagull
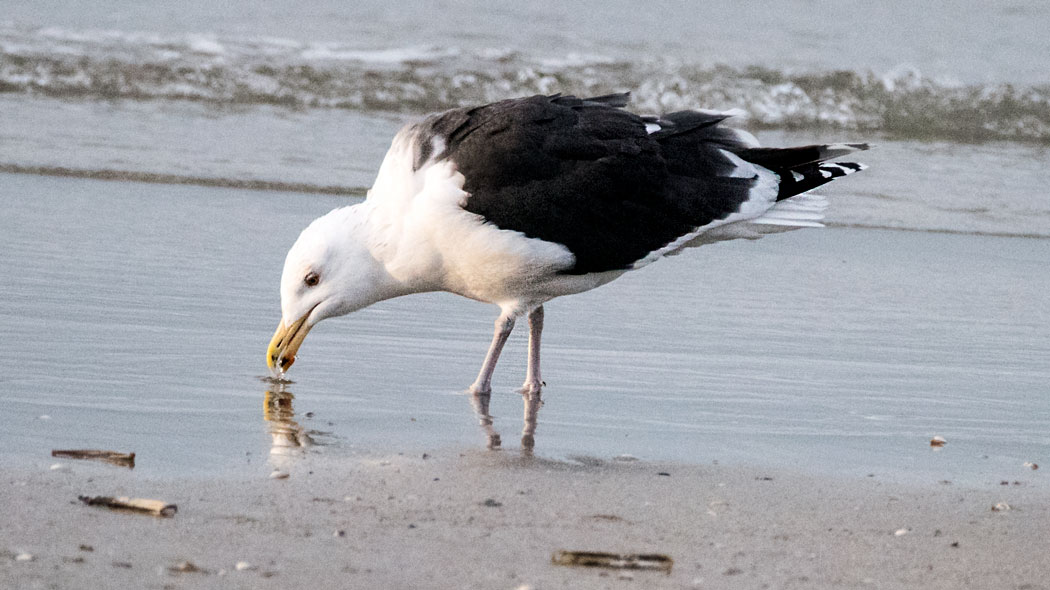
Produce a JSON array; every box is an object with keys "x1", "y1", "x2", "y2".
[{"x1": 267, "y1": 93, "x2": 867, "y2": 394}]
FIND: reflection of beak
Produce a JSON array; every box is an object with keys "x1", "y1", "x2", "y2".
[{"x1": 267, "y1": 313, "x2": 313, "y2": 373}]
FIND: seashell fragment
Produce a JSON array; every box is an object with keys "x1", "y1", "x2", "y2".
[
  {"x1": 929, "y1": 436, "x2": 947, "y2": 447},
  {"x1": 991, "y1": 502, "x2": 1011, "y2": 512}
]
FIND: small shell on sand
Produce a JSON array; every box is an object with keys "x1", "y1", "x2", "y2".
[
  {"x1": 894, "y1": 528, "x2": 909, "y2": 536},
  {"x1": 15, "y1": 552, "x2": 34, "y2": 562},
  {"x1": 50, "y1": 463, "x2": 68, "y2": 471},
  {"x1": 1023, "y1": 462, "x2": 1039, "y2": 470},
  {"x1": 269, "y1": 470, "x2": 289, "y2": 480},
  {"x1": 929, "y1": 436, "x2": 947, "y2": 447},
  {"x1": 992, "y1": 502, "x2": 1011, "y2": 512},
  {"x1": 235, "y1": 561, "x2": 255, "y2": 571}
]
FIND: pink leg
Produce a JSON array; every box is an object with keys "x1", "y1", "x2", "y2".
[
  {"x1": 469, "y1": 313, "x2": 515, "y2": 395},
  {"x1": 521, "y1": 306, "x2": 545, "y2": 395}
]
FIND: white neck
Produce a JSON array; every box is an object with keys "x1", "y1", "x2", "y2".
[{"x1": 343, "y1": 200, "x2": 446, "y2": 301}]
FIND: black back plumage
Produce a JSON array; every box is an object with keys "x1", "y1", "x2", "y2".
[{"x1": 411, "y1": 94, "x2": 861, "y2": 274}]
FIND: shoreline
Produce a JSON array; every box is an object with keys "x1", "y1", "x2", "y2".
[
  {"x1": 3, "y1": 167, "x2": 1048, "y2": 241},
  {"x1": 0, "y1": 164, "x2": 368, "y2": 197},
  {"x1": 3, "y1": 450, "x2": 1046, "y2": 589}
]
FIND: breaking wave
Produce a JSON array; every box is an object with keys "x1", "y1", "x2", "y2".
[{"x1": 3, "y1": 26, "x2": 1050, "y2": 143}]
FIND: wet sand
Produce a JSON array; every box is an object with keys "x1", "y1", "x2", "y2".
[
  {"x1": 4, "y1": 173, "x2": 1050, "y2": 483},
  {"x1": 2, "y1": 452, "x2": 1046, "y2": 589}
]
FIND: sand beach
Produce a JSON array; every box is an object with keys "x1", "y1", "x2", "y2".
[{"x1": 3, "y1": 448, "x2": 1046, "y2": 589}]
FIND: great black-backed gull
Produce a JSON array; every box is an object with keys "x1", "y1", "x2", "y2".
[{"x1": 267, "y1": 93, "x2": 867, "y2": 394}]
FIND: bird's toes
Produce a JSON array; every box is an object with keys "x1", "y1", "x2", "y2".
[{"x1": 520, "y1": 381, "x2": 544, "y2": 396}]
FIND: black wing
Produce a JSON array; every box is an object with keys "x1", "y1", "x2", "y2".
[{"x1": 413, "y1": 94, "x2": 760, "y2": 275}]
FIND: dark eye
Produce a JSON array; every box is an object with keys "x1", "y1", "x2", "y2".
[{"x1": 304, "y1": 272, "x2": 320, "y2": 287}]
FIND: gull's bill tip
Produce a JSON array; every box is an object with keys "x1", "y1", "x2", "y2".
[{"x1": 267, "y1": 315, "x2": 312, "y2": 375}]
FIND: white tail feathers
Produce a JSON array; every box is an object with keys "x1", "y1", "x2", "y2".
[
  {"x1": 752, "y1": 193, "x2": 828, "y2": 228},
  {"x1": 818, "y1": 162, "x2": 868, "y2": 178}
]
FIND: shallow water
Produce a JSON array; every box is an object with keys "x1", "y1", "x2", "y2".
[
  {"x1": 4, "y1": 94, "x2": 1050, "y2": 238},
  {"x1": 3, "y1": 1, "x2": 1050, "y2": 238},
  {"x1": 2, "y1": 173, "x2": 1047, "y2": 485}
]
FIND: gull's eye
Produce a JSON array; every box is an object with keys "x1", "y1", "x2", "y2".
[{"x1": 304, "y1": 272, "x2": 320, "y2": 287}]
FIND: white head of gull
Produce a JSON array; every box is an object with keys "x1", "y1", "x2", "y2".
[{"x1": 267, "y1": 93, "x2": 868, "y2": 396}]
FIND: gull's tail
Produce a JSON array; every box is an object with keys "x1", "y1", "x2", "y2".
[
  {"x1": 743, "y1": 143, "x2": 869, "y2": 229},
  {"x1": 736, "y1": 142, "x2": 870, "y2": 201}
]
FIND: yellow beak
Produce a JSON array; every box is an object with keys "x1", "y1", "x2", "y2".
[{"x1": 267, "y1": 314, "x2": 313, "y2": 373}]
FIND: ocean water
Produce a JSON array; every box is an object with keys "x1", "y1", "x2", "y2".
[{"x1": 1, "y1": 2, "x2": 1048, "y2": 483}]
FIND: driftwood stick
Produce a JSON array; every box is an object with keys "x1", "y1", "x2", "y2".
[
  {"x1": 52, "y1": 449, "x2": 136, "y2": 468},
  {"x1": 78, "y1": 495, "x2": 177, "y2": 517},
  {"x1": 551, "y1": 550, "x2": 673, "y2": 573}
]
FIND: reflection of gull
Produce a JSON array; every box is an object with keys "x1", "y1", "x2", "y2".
[
  {"x1": 469, "y1": 392, "x2": 501, "y2": 450},
  {"x1": 469, "y1": 391, "x2": 544, "y2": 454},
  {"x1": 520, "y1": 392, "x2": 543, "y2": 455},
  {"x1": 263, "y1": 386, "x2": 312, "y2": 470}
]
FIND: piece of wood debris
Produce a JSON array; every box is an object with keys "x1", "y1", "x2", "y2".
[
  {"x1": 168, "y1": 560, "x2": 207, "y2": 574},
  {"x1": 52, "y1": 449, "x2": 135, "y2": 468},
  {"x1": 551, "y1": 551, "x2": 673, "y2": 573},
  {"x1": 78, "y1": 495, "x2": 177, "y2": 517}
]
